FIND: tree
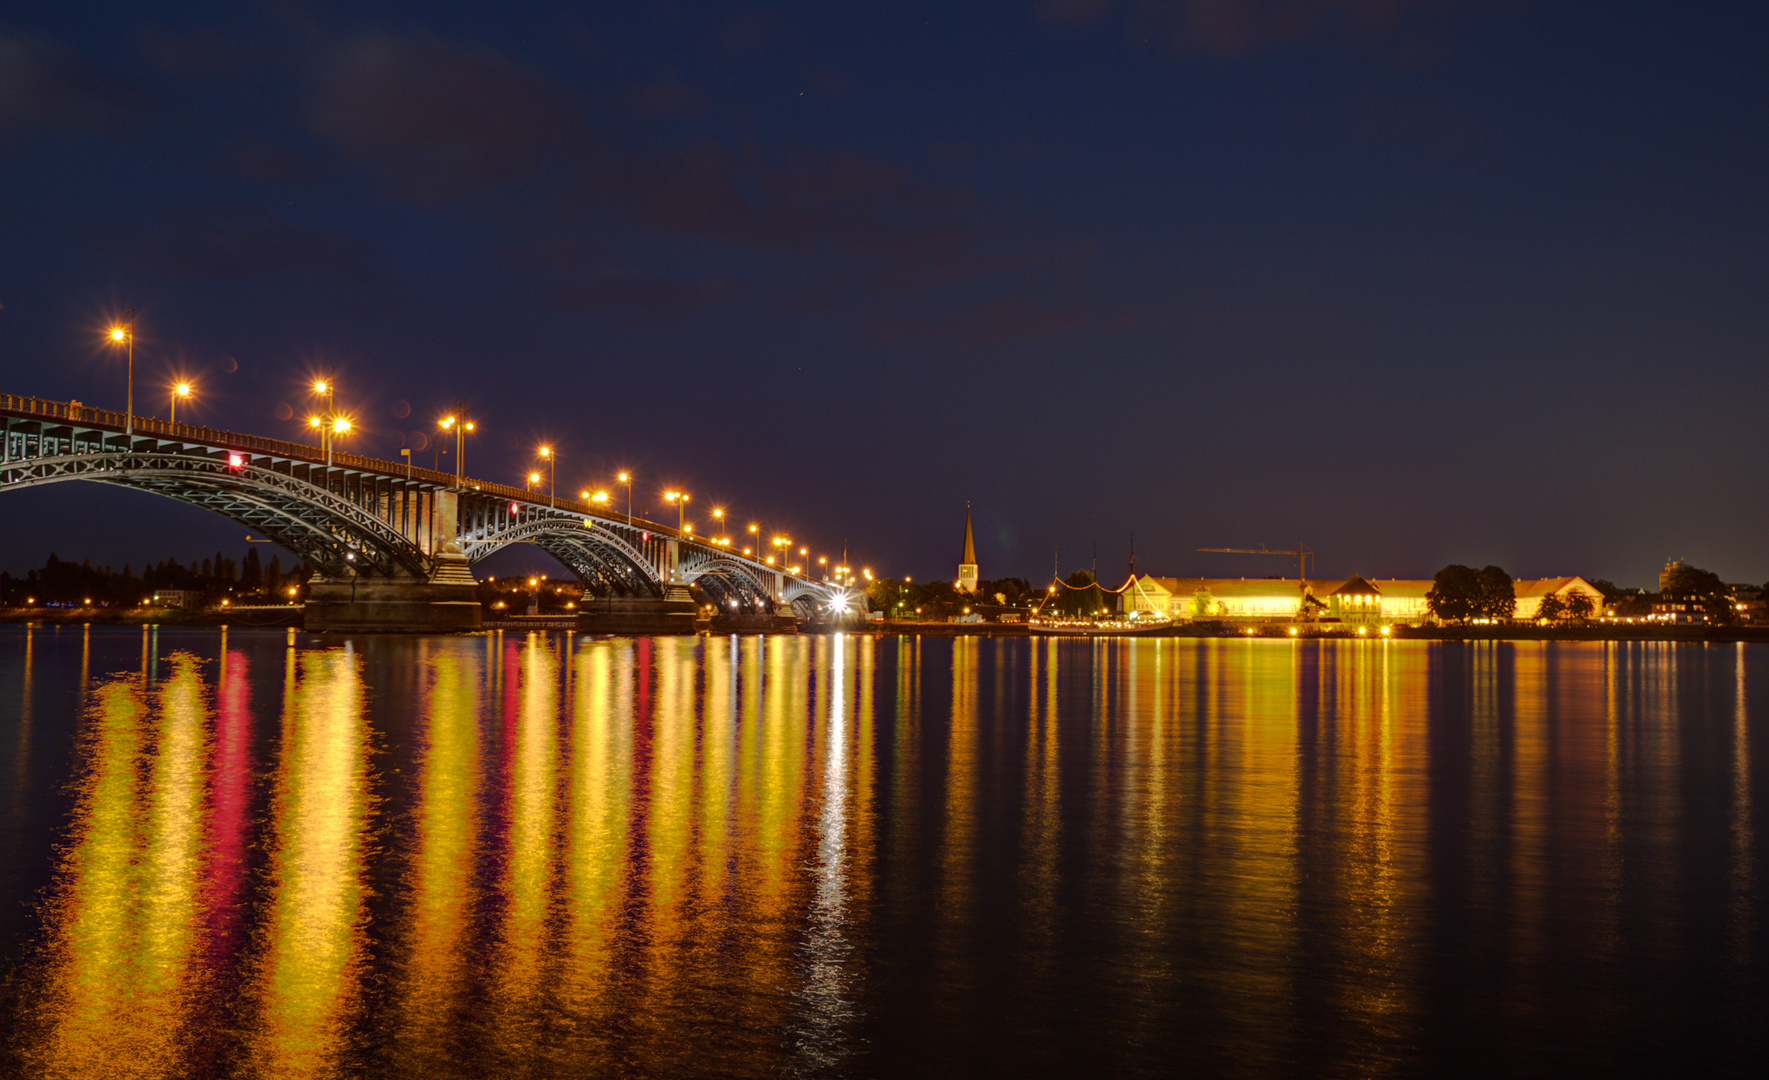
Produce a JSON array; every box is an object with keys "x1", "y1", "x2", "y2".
[
  {"x1": 1426, "y1": 565, "x2": 1481, "y2": 623},
  {"x1": 981, "y1": 577, "x2": 1033, "y2": 605},
  {"x1": 1662, "y1": 563, "x2": 1733, "y2": 625},
  {"x1": 1564, "y1": 592, "x2": 1595, "y2": 621},
  {"x1": 1536, "y1": 593, "x2": 1566, "y2": 622},
  {"x1": 1477, "y1": 565, "x2": 1515, "y2": 620},
  {"x1": 1611, "y1": 589, "x2": 1651, "y2": 617}
]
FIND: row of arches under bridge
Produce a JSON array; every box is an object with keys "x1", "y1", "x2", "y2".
[{"x1": 457, "y1": 505, "x2": 835, "y2": 618}]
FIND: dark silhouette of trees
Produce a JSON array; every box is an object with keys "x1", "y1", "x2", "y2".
[
  {"x1": 2, "y1": 549, "x2": 305, "y2": 607},
  {"x1": 1428, "y1": 564, "x2": 1516, "y2": 623}
]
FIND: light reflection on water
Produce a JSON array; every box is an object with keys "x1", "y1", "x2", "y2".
[{"x1": 0, "y1": 630, "x2": 1766, "y2": 1078}]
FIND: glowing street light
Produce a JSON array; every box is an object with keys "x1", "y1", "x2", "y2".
[
  {"x1": 664, "y1": 490, "x2": 689, "y2": 534},
  {"x1": 439, "y1": 400, "x2": 475, "y2": 487},
  {"x1": 169, "y1": 379, "x2": 193, "y2": 425},
  {"x1": 107, "y1": 312, "x2": 135, "y2": 436},
  {"x1": 306, "y1": 375, "x2": 350, "y2": 465},
  {"x1": 617, "y1": 471, "x2": 632, "y2": 525},
  {"x1": 537, "y1": 445, "x2": 555, "y2": 507}
]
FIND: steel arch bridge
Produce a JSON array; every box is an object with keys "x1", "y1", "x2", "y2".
[{"x1": 1, "y1": 392, "x2": 848, "y2": 625}]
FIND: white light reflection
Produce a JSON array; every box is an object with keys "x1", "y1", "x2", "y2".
[{"x1": 793, "y1": 631, "x2": 856, "y2": 1072}]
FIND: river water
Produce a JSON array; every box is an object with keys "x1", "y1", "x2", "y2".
[{"x1": 0, "y1": 626, "x2": 1764, "y2": 1078}]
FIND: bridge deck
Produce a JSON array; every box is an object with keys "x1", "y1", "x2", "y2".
[{"x1": 0, "y1": 391, "x2": 680, "y2": 536}]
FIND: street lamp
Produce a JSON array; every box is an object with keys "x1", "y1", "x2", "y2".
[
  {"x1": 617, "y1": 471, "x2": 632, "y2": 525},
  {"x1": 527, "y1": 470, "x2": 541, "y2": 492},
  {"x1": 307, "y1": 376, "x2": 349, "y2": 465},
  {"x1": 537, "y1": 445, "x2": 555, "y2": 507},
  {"x1": 712, "y1": 507, "x2": 725, "y2": 542},
  {"x1": 170, "y1": 380, "x2": 193, "y2": 425},
  {"x1": 664, "y1": 490, "x2": 689, "y2": 534},
  {"x1": 440, "y1": 403, "x2": 475, "y2": 488},
  {"x1": 308, "y1": 413, "x2": 352, "y2": 465},
  {"x1": 107, "y1": 312, "x2": 135, "y2": 436}
]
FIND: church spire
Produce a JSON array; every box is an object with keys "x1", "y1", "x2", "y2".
[{"x1": 956, "y1": 503, "x2": 979, "y2": 593}]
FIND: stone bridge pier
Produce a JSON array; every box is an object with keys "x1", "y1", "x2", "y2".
[{"x1": 304, "y1": 489, "x2": 482, "y2": 633}]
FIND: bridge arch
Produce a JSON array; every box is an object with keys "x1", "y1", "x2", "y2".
[
  {"x1": 0, "y1": 450, "x2": 430, "y2": 579},
  {"x1": 460, "y1": 514, "x2": 667, "y2": 598}
]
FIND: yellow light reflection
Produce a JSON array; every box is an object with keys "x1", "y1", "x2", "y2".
[
  {"x1": 248, "y1": 647, "x2": 372, "y2": 1078},
  {"x1": 37, "y1": 655, "x2": 210, "y2": 1078},
  {"x1": 390, "y1": 645, "x2": 482, "y2": 1058}
]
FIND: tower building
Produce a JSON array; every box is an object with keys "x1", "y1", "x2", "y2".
[{"x1": 957, "y1": 505, "x2": 979, "y2": 594}]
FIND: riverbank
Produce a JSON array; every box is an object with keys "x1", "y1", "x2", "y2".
[
  {"x1": 0, "y1": 606, "x2": 301, "y2": 627},
  {"x1": 1392, "y1": 623, "x2": 1769, "y2": 644},
  {"x1": 860, "y1": 620, "x2": 1769, "y2": 643}
]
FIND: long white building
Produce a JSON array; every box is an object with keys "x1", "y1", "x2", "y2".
[{"x1": 1122, "y1": 574, "x2": 1605, "y2": 626}]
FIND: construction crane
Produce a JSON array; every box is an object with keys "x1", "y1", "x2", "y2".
[{"x1": 1198, "y1": 543, "x2": 1314, "y2": 584}]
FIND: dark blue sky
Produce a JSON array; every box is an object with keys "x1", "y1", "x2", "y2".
[{"x1": 3, "y1": 1, "x2": 1766, "y2": 588}]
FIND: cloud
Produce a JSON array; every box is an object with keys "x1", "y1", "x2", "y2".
[
  {"x1": 115, "y1": 203, "x2": 380, "y2": 280},
  {"x1": 301, "y1": 31, "x2": 986, "y2": 266},
  {"x1": 229, "y1": 138, "x2": 318, "y2": 184},
  {"x1": 305, "y1": 31, "x2": 581, "y2": 203},
  {"x1": 1035, "y1": 1, "x2": 1449, "y2": 56},
  {"x1": 879, "y1": 296, "x2": 1137, "y2": 348},
  {"x1": 593, "y1": 143, "x2": 981, "y2": 258},
  {"x1": 140, "y1": 28, "x2": 248, "y2": 78},
  {"x1": 0, "y1": 29, "x2": 152, "y2": 133},
  {"x1": 546, "y1": 274, "x2": 740, "y2": 317},
  {"x1": 623, "y1": 70, "x2": 707, "y2": 118},
  {"x1": 712, "y1": 5, "x2": 792, "y2": 56}
]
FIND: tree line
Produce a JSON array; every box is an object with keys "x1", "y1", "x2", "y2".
[
  {"x1": 1426, "y1": 561, "x2": 1758, "y2": 625},
  {"x1": 865, "y1": 576, "x2": 1037, "y2": 619},
  {"x1": 1, "y1": 549, "x2": 307, "y2": 607}
]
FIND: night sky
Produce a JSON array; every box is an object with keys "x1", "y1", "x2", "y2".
[{"x1": 3, "y1": 1, "x2": 1765, "y2": 588}]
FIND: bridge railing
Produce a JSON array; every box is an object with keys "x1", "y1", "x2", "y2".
[{"x1": 1, "y1": 391, "x2": 692, "y2": 538}]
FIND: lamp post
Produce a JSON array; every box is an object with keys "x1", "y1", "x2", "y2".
[
  {"x1": 308, "y1": 413, "x2": 351, "y2": 466},
  {"x1": 747, "y1": 523, "x2": 758, "y2": 557},
  {"x1": 108, "y1": 312, "x2": 134, "y2": 436},
  {"x1": 537, "y1": 445, "x2": 555, "y2": 507},
  {"x1": 617, "y1": 471, "x2": 632, "y2": 525},
  {"x1": 440, "y1": 403, "x2": 474, "y2": 488},
  {"x1": 527, "y1": 470, "x2": 541, "y2": 493},
  {"x1": 308, "y1": 377, "x2": 342, "y2": 466},
  {"x1": 664, "y1": 490, "x2": 689, "y2": 534},
  {"x1": 170, "y1": 380, "x2": 192, "y2": 425},
  {"x1": 712, "y1": 507, "x2": 725, "y2": 543}
]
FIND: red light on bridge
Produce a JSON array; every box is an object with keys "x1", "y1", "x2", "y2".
[
  {"x1": 510, "y1": 502, "x2": 519, "y2": 514},
  {"x1": 227, "y1": 453, "x2": 244, "y2": 469},
  {"x1": 641, "y1": 531, "x2": 650, "y2": 542}
]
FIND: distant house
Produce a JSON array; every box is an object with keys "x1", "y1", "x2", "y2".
[
  {"x1": 1512, "y1": 576, "x2": 1606, "y2": 620},
  {"x1": 151, "y1": 589, "x2": 200, "y2": 608}
]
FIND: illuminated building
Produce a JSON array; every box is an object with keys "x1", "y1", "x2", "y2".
[
  {"x1": 1121, "y1": 574, "x2": 1605, "y2": 626},
  {"x1": 955, "y1": 505, "x2": 979, "y2": 594}
]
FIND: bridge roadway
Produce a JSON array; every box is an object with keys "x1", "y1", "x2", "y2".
[{"x1": 0, "y1": 392, "x2": 845, "y2": 633}]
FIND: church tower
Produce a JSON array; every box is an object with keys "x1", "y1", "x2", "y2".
[{"x1": 956, "y1": 504, "x2": 979, "y2": 594}]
